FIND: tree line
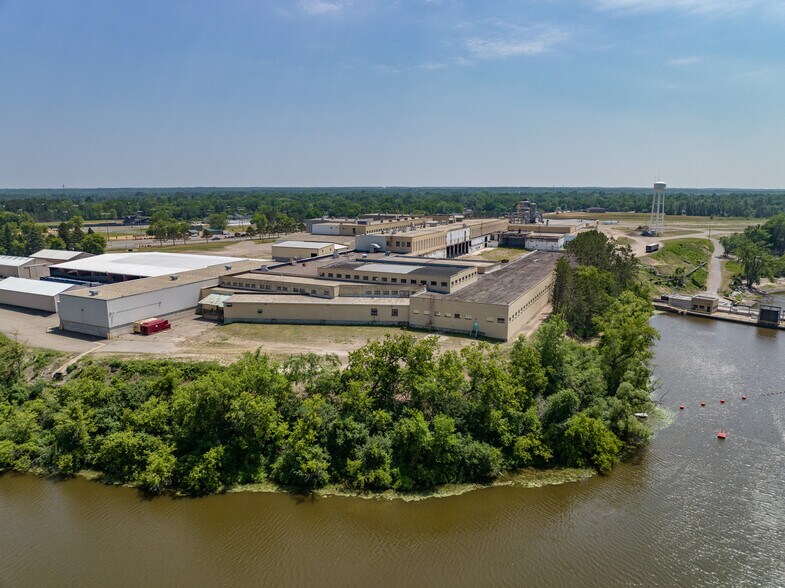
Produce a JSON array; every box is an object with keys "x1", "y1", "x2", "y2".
[
  {"x1": 2, "y1": 188, "x2": 785, "y2": 225},
  {"x1": 0, "y1": 212, "x2": 106, "y2": 257},
  {"x1": 720, "y1": 213, "x2": 785, "y2": 288}
]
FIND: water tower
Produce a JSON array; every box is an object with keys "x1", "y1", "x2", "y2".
[{"x1": 648, "y1": 181, "x2": 666, "y2": 237}]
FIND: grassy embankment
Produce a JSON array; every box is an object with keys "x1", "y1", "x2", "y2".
[{"x1": 639, "y1": 238, "x2": 714, "y2": 295}]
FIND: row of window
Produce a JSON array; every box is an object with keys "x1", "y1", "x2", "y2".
[
  {"x1": 411, "y1": 308, "x2": 504, "y2": 324},
  {"x1": 364, "y1": 290, "x2": 411, "y2": 297},
  {"x1": 509, "y1": 284, "x2": 552, "y2": 322}
]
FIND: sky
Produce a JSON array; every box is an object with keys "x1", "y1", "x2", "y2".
[{"x1": 0, "y1": 0, "x2": 783, "y2": 189}]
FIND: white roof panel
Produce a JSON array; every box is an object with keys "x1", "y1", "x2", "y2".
[
  {"x1": 356, "y1": 263, "x2": 424, "y2": 274},
  {"x1": 50, "y1": 252, "x2": 248, "y2": 278},
  {"x1": 30, "y1": 249, "x2": 86, "y2": 261},
  {"x1": 0, "y1": 255, "x2": 35, "y2": 267},
  {"x1": 0, "y1": 277, "x2": 76, "y2": 296},
  {"x1": 274, "y1": 241, "x2": 335, "y2": 249}
]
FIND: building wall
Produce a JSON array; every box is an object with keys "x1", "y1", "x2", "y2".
[
  {"x1": 310, "y1": 223, "x2": 341, "y2": 236},
  {"x1": 271, "y1": 244, "x2": 334, "y2": 261},
  {"x1": 408, "y1": 270, "x2": 555, "y2": 341},
  {"x1": 224, "y1": 298, "x2": 410, "y2": 326},
  {"x1": 525, "y1": 236, "x2": 565, "y2": 251},
  {"x1": 317, "y1": 264, "x2": 477, "y2": 294},
  {"x1": 0, "y1": 262, "x2": 50, "y2": 279},
  {"x1": 59, "y1": 277, "x2": 221, "y2": 338},
  {"x1": 0, "y1": 289, "x2": 60, "y2": 312},
  {"x1": 220, "y1": 275, "x2": 340, "y2": 298},
  {"x1": 508, "y1": 223, "x2": 576, "y2": 235}
]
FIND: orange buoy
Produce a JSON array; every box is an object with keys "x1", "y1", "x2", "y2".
[
  {"x1": 720, "y1": 399, "x2": 725, "y2": 404},
  {"x1": 680, "y1": 405, "x2": 685, "y2": 410},
  {"x1": 717, "y1": 430, "x2": 727, "y2": 439},
  {"x1": 741, "y1": 395, "x2": 747, "y2": 400},
  {"x1": 700, "y1": 402, "x2": 706, "y2": 407}
]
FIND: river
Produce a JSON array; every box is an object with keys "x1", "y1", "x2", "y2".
[{"x1": 2, "y1": 314, "x2": 785, "y2": 587}]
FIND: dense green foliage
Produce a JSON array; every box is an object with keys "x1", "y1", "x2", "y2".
[
  {"x1": 552, "y1": 230, "x2": 650, "y2": 339},
  {"x1": 0, "y1": 321, "x2": 655, "y2": 494},
  {"x1": 0, "y1": 212, "x2": 105, "y2": 256},
  {"x1": 2, "y1": 187, "x2": 785, "y2": 224},
  {"x1": 720, "y1": 214, "x2": 785, "y2": 288}
]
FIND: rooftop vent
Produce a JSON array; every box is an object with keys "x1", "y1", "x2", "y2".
[
  {"x1": 88, "y1": 289, "x2": 99, "y2": 296},
  {"x1": 224, "y1": 265, "x2": 232, "y2": 270},
  {"x1": 169, "y1": 275, "x2": 179, "y2": 281}
]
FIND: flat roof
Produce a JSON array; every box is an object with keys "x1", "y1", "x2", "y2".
[
  {"x1": 0, "y1": 255, "x2": 35, "y2": 267},
  {"x1": 30, "y1": 249, "x2": 87, "y2": 261},
  {"x1": 416, "y1": 251, "x2": 561, "y2": 305},
  {"x1": 62, "y1": 260, "x2": 264, "y2": 300},
  {"x1": 0, "y1": 277, "x2": 76, "y2": 296},
  {"x1": 273, "y1": 241, "x2": 335, "y2": 249},
  {"x1": 328, "y1": 260, "x2": 471, "y2": 278},
  {"x1": 228, "y1": 294, "x2": 409, "y2": 305},
  {"x1": 51, "y1": 252, "x2": 249, "y2": 278}
]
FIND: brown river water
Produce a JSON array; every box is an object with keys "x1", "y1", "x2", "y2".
[{"x1": 2, "y1": 314, "x2": 785, "y2": 587}]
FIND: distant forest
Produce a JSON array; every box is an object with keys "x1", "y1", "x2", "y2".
[{"x1": 1, "y1": 187, "x2": 785, "y2": 223}]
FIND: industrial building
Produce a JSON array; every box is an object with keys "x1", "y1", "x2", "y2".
[
  {"x1": 0, "y1": 255, "x2": 51, "y2": 279},
  {"x1": 58, "y1": 259, "x2": 263, "y2": 338},
  {"x1": 0, "y1": 277, "x2": 77, "y2": 313},
  {"x1": 271, "y1": 240, "x2": 345, "y2": 261},
  {"x1": 202, "y1": 250, "x2": 561, "y2": 341},
  {"x1": 355, "y1": 218, "x2": 508, "y2": 258},
  {"x1": 50, "y1": 252, "x2": 250, "y2": 283},
  {"x1": 307, "y1": 214, "x2": 428, "y2": 236}
]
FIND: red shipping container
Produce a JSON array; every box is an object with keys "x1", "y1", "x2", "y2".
[{"x1": 140, "y1": 319, "x2": 171, "y2": 335}]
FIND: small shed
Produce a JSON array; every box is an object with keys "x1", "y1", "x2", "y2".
[
  {"x1": 691, "y1": 294, "x2": 719, "y2": 313},
  {"x1": 271, "y1": 241, "x2": 336, "y2": 261},
  {"x1": 0, "y1": 277, "x2": 77, "y2": 312},
  {"x1": 0, "y1": 255, "x2": 51, "y2": 279},
  {"x1": 30, "y1": 249, "x2": 93, "y2": 266}
]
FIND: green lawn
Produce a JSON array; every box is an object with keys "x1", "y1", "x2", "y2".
[{"x1": 639, "y1": 238, "x2": 714, "y2": 294}]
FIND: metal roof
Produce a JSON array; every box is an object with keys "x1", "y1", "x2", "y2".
[
  {"x1": 0, "y1": 277, "x2": 76, "y2": 296},
  {"x1": 198, "y1": 293, "x2": 233, "y2": 308},
  {"x1": 51, "y1": 252, "x2": 249, "y2": 277},
  {"x1": 356, "y1": 263, "x2": 424, "y2": 274},
  {"x1": 30, "y1": 249, "x2": 87, "y2": 261},
  {"x1": 0, "y1": 255, "x2": 36, "y2": 267},
  {"x1": 273, "y1": 241, "x2": 335, "y2": 249}
]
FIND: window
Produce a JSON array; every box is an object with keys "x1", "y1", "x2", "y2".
[
  {"x1": 336, "y1": 273, "x2": 342, "y2": 278},
  {"x1": 372, "y1": 277, "x2": 378, "y2": 281},
  {"x1": 454, "y1": 313, "x2": 461, "y2": 319},
  {"x1": 441, "y1": 282, "x2": 447, "y2": 287},
  {"x1": 371, "y1": 308, "x2": 378, "y2": 316},
  {"x1": 363, "y1": 276, "x2": 369, "y2": 281},
  {"x1": 383, "y1": 290, "x2": 389, "y2": 295},
  {"x1": 354, "y1": 275, "x2": 360, "y2": 280},
  {"x1": 366, "y1": 290, "x2": 372, "y2": 295},
  {"x1": 257, "y1": 309, "x2": 263, "y2": 314},
  {"x1": 486, "y1": 317, "x2": 494, "y2": 322},
  {"x1": 311, "y1": 289, "x2": 316, "y2": 294},
  {"x1": 374, "y1": 290, "x2": 381, "y2": 295},
  {"x1": 424, "y1": 310, "x2": 430, "y2": 315},
  {"x1": 323, "y1": 290, "x2": 329, "y2": 296},
  {"x1": 391, "y1": 278, "x2": 397, "y2": 283},
  {"x1": 413, "y1": 309, "x2": 420, "y2": 314},
  {"x1": 382, "y1": 277, "x2": 388, "y2": 282},
  {"x1": 435, "y1": 311, "x2": 441, "y2": 316},
  {"x1": 466, "y1": 315, "x2": 473, "y2": 320},
  {"x1": 497, "y1": 318, "x2": 505, "y2": 324},
  {"x1": 392, "y1": 290, "x2": 398, "y2": 295},
  {"x1": 391, "y1": 308, "x2": 399, "y2": 317},
  {"x1": 328, "y1": 273, "x2": 333, "y2": 277},
  {"x1": 225, "y1": 303, "x2": 233, "y2": 307}
]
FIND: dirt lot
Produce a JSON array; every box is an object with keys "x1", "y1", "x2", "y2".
[{"x1": 1, "y1": 304, "x2": 550, "y2": 364}]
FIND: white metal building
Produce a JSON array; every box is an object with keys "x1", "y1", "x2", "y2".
[
  {"x1": 0, "y1": 277, "x2": 78, "y2": 312},
  {"x1": 58, "y1": 260, "x2": 263, "y2": 338},
  {"x1": 0, "y1": 255, "x2": 51, "y2": 279},
  {"x1": 50, "y1": 252, "x2": 250, "y2": 283}
]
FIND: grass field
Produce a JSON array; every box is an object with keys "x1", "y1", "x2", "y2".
[
  {"x1": 475, "y1": 247, "x2": 529, "y2": 262},
  {"x1": 721, "y1": 259, "x2": 742, "y2": 295},
  {"x1": 639, "y1": 238, "x2": 714, "y2": 294}
]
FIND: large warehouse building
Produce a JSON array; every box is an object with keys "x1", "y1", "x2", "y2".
[{"x1": 50, "y1": 251, "x2": 251, "y2": 283}]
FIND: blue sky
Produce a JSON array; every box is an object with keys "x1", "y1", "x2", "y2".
[{"x1": 1, "y1": 0, "x2": 783, "y2": 188}]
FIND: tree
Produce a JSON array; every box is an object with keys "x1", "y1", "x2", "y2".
[
  {"x1": 736, "y1": 240, "x2": 773, "y2": 288},
  {"x1": 207, "y1": 213, "x2": 228, "y2": 231},
  {"x1": 251, "y1": 212, "x2": 268, "y2": 236},
  {"x1": 559, "y1": 412, "x2": 623, "y2": 474},
  {"x1": 78, "y1": 232, "x2": 107, "y2": 255}
]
